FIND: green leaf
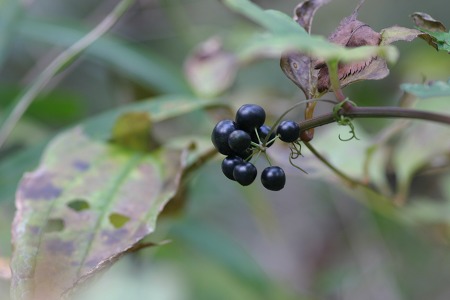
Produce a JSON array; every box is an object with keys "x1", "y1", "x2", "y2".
[
  {"x1": 0, "y1": 142, "x2": 46, "y2": 204},
  {"x1": 270, "y1": 125, "x2": 400, "y2": 219},
  {"x1": 222, "y1": 0, "x2": 398, "y2": 65},
  {"x1": 237, "y1": 32, "x2": 398, "y2": 65},
  {"x1": 18, "y1": 19, "x2": 191, "y2": 94},
  {"x1": 0, "y1": 86, "x2": 86, "y2": 125},
  {"x1": 0, "y1": 95, "x2": 217, "y2": 205},
  {"x1": 401, "y1": 79, "x2": 450, "y2": 98},
  {"x1": 0, "y1": 0, "x2": 21, "y2": 67},
  {"x1": 9, "y1": 94, "x2": 218, "y2": 298},
  {"x1": 169, "y1": 219, "x2": 304, "y2": 300},
  {"x1": 5, "y1": 117, "x2": 52, "y2": 148},
  {"x1": 222, "y1": 0, "x2": 306, "y2": 35},
  {"x1": 10, "y1": 128, "x2": 188, "y2": 299},
  {"x1": 393, "y1": 125, "x2": 444, "y2": 200},
  {"x1": 171, "y1": 220, "x2": 269, "y2": 289},
  {"x1": 399, "y1": 175, "x2": 450, "y2": 225},
  {"x1": 392, "y1": 96, "x2": 450, "y2": 203},
  {"x1": 417, "y1": 28, "x2": 450, "y2": 53},
  {"x1": 0, "y1": 0, "x2": 135, "y2": 151},
  {"x1": 410, "y1": 12, "x2": 450, "y2": 53},
  {"x1": 401, "y1": 201, "x2": 450, "y2": 225},
  {"x1": 111, "y1": 112, "x2": 156, "y2": 151},
  {"x1": 82, "y1": 95, "x2": 217, "y2": 140}
]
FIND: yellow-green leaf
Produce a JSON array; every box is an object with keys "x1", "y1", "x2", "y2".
[{"x1": 11, "y1": 128, "x2": 187, "y2": 299}]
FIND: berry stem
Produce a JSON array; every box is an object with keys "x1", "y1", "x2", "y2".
[
  {"x1": 254, "y1": 128, "x2": 262, "y2": 144},
  {"x1": 263, "y1": 151, "x2": 273, "y2": 166},
  {"x1": 298, "y1": 106, "x2": 450, "y2": 132},
  {"x1": 266, "y1": 135, "x2": 278, "y2": 146}
]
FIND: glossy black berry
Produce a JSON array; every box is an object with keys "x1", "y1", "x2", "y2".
[
  {"x1": 251, "y1": 125, "x2": 276, "y2": 147},
  {"x1": 277, "y1": 120, "x2": 300, "y2": 143},
  {"x1": 235, "y1": 104, "x2": 266, "y2": 132},
  {"x1": 228, "y1": 130, "x2": 251, "y2": 153},
  {"x1": 261, "y1": 166, "x2": 286, "y2": 191},
  {"x1": 233, "y1": 162, "x2": 257, "y2": 186},
  {"x1": 221, "y1": 156, "x2": 244, "y2": 180},
  {"x1": 211, "y1": 119, "x2": 238, "y2": 155}
]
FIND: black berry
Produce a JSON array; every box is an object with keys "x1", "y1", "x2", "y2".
[
  {"x1": 277, "y1": 120, "x2": 300, "y2": 143},
  {"x1": 221, "y1": 156, "x2": 244, "y2": 180},
  {"x1": 261, "y1": 166, "x2": 286, "y2": 191},
  {"x1": 251, "y1": 125, "x2": 276, "y2": 147},
  {"x1": 211, "y1": 119, "x2": 238, "y2": 155},
  {"x1": 235, "y1": 104, "x2": 266, "y2": 132},
  {"x1": 233, "y1": 162, "x2": 257, "y2": 186},
  {"x1": 228, "y1": 130, "x2": 251, "y2": 153}
]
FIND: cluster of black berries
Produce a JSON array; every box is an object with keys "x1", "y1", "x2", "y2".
[{"x1": 211, "y1": 104, "x2": 300, "y2": 191}]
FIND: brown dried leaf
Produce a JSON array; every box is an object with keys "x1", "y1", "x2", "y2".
[
  {"x1": 411, "y1": 12, "x2": 447, "y2": 32},
  {"x1": 280, "y1": 53, "x2": 317, "y2": 98},
  {"x1": 410, "y1": 13, "x2": 450, "y2": 53},
  {"x1": 293, "y1": 0, "x2": 332, "y2": 34},
  {"x1": 280, "y1": 0, "x2": 332, "y2": 98}
]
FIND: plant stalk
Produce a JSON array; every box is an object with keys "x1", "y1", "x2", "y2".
[{"x1": 298, "y1": 106, "x2": 450, "y2": 132}]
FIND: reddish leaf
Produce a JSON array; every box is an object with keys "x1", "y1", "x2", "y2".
[{"x1": 316, "y1": 1, "x2": 385, "y2": 92}]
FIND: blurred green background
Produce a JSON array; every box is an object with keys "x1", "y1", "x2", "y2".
[{"x1": 1, "y1": 0, "x2": 450, "y2": 299}]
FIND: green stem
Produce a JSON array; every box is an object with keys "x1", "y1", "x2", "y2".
[
  {"x1": 263, "y1": 151, "x2": 272, "y2": 166},
  {"x1": 0, "y1": 0, "x2": 135, "y2": 150},
  {"x1": 298, "y1": 106, "x2": 450, "y2": 132},
  {"x1": 327, "y1": 60, "x2": 347, "y2": 103}
]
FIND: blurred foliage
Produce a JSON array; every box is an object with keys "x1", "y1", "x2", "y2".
[{"x1": 2, "y1": 0, "x2": 450, "y2": 299}]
